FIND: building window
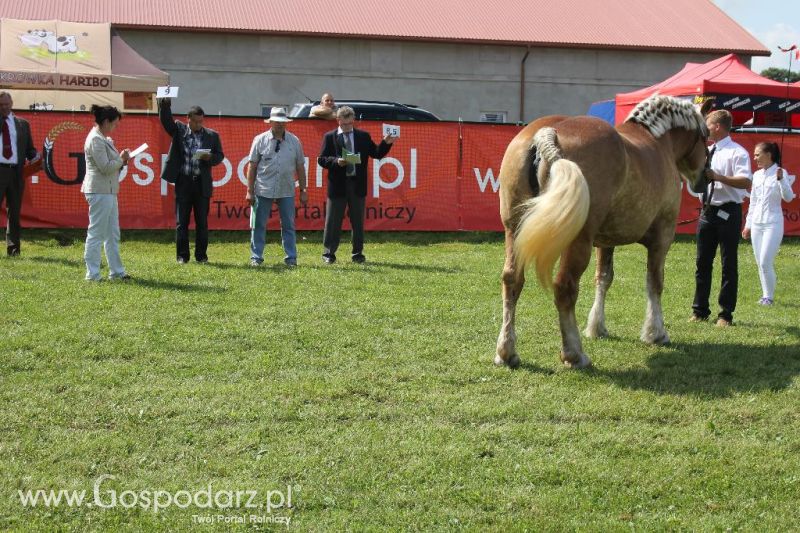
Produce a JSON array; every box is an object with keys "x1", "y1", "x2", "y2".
[{"x1": 480, "y1": 111, "x2": 507, "y2": 123}]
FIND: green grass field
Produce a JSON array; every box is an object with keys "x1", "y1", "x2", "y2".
[{"x1": 2, "y1": 229, "x2": 799, "y2": 531}]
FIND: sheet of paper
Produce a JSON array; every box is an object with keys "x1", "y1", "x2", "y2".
[
  {"x1": 157, "y1": 86, "x2": 179, "y2": 98},
  {"x1": 192, "y1": 148, "x2": 211, "y2": 160},
  {"x1": 382, "y1": 123, "x2": 400, "y2": 138},
  {"x1": 341, "y1": 149, "x2": 361, "y2": 165},
  {"x1": 129, "y1": 143, "x2": 148, "y2": 158}
]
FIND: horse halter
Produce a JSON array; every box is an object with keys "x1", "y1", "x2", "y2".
[
  {"x1": 677, "y1": 128, "x2": 715, "y2": 226},
  {"x1": 685, "y1": 125, "x2": 711, "y2": 195}
]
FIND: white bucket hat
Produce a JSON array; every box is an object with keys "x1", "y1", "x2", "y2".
[{"x1": 266, "y1": 107, "x2": 292, "y2": 123}]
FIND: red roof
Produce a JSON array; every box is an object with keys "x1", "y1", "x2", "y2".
[
  {"x1": 0, "y1": 0, "x2": 768, "y2": 54},
  {"x1": 615, "y1": 54, "x2": 800, "y2": 122}
]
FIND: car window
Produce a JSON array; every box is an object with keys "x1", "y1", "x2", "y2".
[
  {"x1": 396, "y1": 112, "x2": 423, "y2": 121},
  {"x1": 288, "y1": 104, "x2": 311, "y2": 118},
  {"x1": 353, "y1": 107, "x2": 392, "y2": 121},
  {"x1": 289, "y1": 101, "x2": 439, "y2": 121}
]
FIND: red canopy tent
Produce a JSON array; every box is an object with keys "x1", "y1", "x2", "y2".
[
  {"x1": 611, "y1": 54, "x2": 800, "y2": 237},
  {"x1": 615, "y1": 54, "x2": 800, "y2": 127}
]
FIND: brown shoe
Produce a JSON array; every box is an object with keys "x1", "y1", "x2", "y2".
[
  {"x1": 688, "y1": 314, "x2": 708, "y2": 323},
  {"x1": 715, "y1": 318, "x2": 732, "y2": 327}
]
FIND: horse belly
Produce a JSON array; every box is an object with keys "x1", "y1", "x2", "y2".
[
  {"x1": 593, "y1": 229, "x2": 644, "y2": 248},
  {"x1": 593, "y1": 209, "x2": 659, "y2": 247}
]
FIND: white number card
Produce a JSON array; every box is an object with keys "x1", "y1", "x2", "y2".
[
  {"x1": 156, "y1": 86, "x2": 179, "y2": 98},
  {"x1": 382, "y1": 123, "x2": 400, "y2": 138}
]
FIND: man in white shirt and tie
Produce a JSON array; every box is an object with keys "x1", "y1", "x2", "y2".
[
  {"x1": 690, "y1": 109, "x2": 751, "y2": 327},
  {"x1": 0, "y1": 92, "x2": 39, "y2": 256}
]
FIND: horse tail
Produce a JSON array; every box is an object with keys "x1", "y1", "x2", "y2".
[{"x1": 514, "y1": 127, "x2": 590, "y2": 289}]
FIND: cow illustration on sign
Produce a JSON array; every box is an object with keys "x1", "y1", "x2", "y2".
[{"x1": 18, "y1": 29, "x2": 78, "y2": 54}]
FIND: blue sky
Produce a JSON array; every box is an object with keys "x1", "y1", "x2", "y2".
[{"x1": 712, "y1": 0, "x2": 800, "y2": 73}]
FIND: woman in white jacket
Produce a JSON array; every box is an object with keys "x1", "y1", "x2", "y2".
[
  {"x1": 81, "y1": 105, "x2": 131, "y2": 281},
  {"x1": 742, "y1": 141, "x2": 795, "y2": 305}
]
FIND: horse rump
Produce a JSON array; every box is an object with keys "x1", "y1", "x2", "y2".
[{"x1": 514, "y1": 127, "x2": 590, "y2": 289}]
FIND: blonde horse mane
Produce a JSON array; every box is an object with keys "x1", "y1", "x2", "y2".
[{"x1": 624, "y1": 95, "x2": 705, "y2": 139}]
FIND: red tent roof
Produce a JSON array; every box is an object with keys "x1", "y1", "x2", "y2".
[{"x1": 615, "y1": 54, "x2": 800, "y2": 123}]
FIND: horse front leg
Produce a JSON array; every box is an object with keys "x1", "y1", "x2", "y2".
[
  {"x1": 641, "y1": 239, "x2": 671, "y2": 345},
  {"x1": 555, "y1": 238, "x2": 592, "y2": 369},
  {"x1": 584, "y1": 246, "x2": 614, "y2": 339},
  {"x1": 495, "y1": 229, "x2": 524, "y2": 368}
]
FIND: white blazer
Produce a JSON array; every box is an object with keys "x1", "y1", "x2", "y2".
[
  {"x1": 81, "y1": 127, "x2": 124, "y2": 194},
  {"x1": 745, "y1": 164, "x2": 796, "y2": 228}
]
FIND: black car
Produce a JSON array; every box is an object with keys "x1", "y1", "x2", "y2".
[{"x1": 288, "y1": 100, "x2": 440, "y2": 121}]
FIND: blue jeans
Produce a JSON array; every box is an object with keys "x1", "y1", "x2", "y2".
[{"x1": 250, "y1": 196, "x2": 296, "y2": 263}]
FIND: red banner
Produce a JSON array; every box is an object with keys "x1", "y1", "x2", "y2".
[{"x1": 9, "y1": 112, "x2": 800, "y2": 235}]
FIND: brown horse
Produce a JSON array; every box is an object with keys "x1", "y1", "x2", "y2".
[{"x1": 495, "y1": 95, "x2": 712, "y2": 369}]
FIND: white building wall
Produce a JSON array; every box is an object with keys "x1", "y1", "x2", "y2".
[{"x1": 120, "y1": 30, "x2": 741, "y2": 121}]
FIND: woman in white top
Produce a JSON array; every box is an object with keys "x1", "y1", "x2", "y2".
[
  {"x1": 81, "y1": 105, "x2": 131, "y2": 281},
  {"x1": 742, "y1": 141, "x2": 796, "y2": 305}
]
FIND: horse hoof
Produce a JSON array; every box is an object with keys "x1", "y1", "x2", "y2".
[
  {"x1": 641, "y1": 330, "x2": 670, "y2": 345},
  {"x1": 494, "y1": 353, "x2": 521, "y2": 369},
  {"x1": 583, "y1": 326, "x2": 609, "y2": 339},
  {"x1": 560, "y1": 352, "x2": 592, "y2": 369}
]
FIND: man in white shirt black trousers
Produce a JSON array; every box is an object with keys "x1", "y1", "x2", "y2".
[{"x1": 690, "y1": 109, "x2": 752, "y2": 327}]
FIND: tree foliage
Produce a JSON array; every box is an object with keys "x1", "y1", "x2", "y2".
[{"x1": 760, "y1": 67, "x2": 800, "y2": 83}]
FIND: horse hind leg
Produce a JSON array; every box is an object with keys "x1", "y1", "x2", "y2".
[
  {"x1": 495, "y1": 229, "x2": 524, "y2": 368},
  {"x1": 555, "y1": 238, "x2": 593, "y2": 369},
  {"x1": 641, "y1": 239, "x2": 670, "y2": 345},
  {"x1": 584, "y1": 246, "x2": 614, "y2": 339}
]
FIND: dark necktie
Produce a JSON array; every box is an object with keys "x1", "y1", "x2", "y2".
[
  {"x1": 344, "y1": 133, "x2": 356, "y2": 176},
  {"x1": 2, "y1": 117, "x2": 12, "y2": 160},
  {"x1": 702, "y1": 145, "x2": 716, "y2": 209}
]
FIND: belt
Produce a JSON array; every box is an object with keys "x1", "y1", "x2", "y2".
[
  {"x1": 707, "y1": 201, "x2": 739, "y2": 210},
  {"x1": 0, "y1": 162, "x2": 17, "y2": 169},
  {"x1": 703, "y1": 202, "x2": 741, "y2": 217}
]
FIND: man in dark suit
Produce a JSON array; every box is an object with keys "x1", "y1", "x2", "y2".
[
  {"x1": 317, "y1": 106, "x2": 396, "y2": 263},
  {"x1": 158, "y1": 98, "x2": 224, "y2": 264},
  {"x1": 0, "y1": 92, "x2": 39, "y2": 256}
]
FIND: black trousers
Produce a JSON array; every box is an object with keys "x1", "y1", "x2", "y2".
[
  {"x1": 175, "y1": 178, "x2": 210, "y2": 262},
  {"x1": 0, "y1": 166, "x2": 23, "y2": 255},
  {"x1": 692, "y1": 202, "x2": 742, "y2": 321},
  {"x1": 323, "y1": 179, "x2": 365, "y2": 257}
]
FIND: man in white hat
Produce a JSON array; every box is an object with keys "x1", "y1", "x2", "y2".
[{"x1": 246, "y1": 107, "x2": 308, "y2": 266}]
